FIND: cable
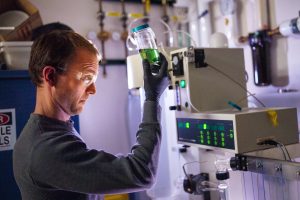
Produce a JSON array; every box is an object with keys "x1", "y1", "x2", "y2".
[
  {"x1": 257, "y1": 139, "x2": 292, "y2": 161},
  {"x1": 206, "y1": 63, "x2": 266, "y2": 108},
  {"x1": 277, "y1": 141, "x2": 292, "y2": 161},
  {"x1": 277, "y1": 144, "x2": 287, "y2": 161}
]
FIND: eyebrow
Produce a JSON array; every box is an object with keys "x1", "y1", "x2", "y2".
[{"x1": 80, "y1": 63, "x2": 99, "y2": 73}]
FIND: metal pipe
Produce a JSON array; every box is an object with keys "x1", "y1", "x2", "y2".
[
  {"x1": 161, "y1": 0, "x2": 170, "y2": 46},
  {"x1": 97, "y1": 0, "x2": 110, "y2": 76},
  {"x1": 120, "y1": 0, "x2": 128, "y2": 58}
]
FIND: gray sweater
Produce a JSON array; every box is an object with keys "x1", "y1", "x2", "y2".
[{"x1": 13, "y1": 101, "x2": 161, "y2": 200}]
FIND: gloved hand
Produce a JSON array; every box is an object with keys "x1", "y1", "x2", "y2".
[{"x1": 143, "y1": 53, "x2": 169, "y2": 102}]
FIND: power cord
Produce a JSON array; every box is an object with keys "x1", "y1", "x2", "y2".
[{"x1": 257, "y1": 139, "x2": 292, "y2": 161}]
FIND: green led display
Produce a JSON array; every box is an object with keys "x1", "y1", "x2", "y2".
[
  {"x1": 185, "y1": 122, "x2": 190, "y2": 128},
  {"x1": 177, "y1": 118, "x2": 235, "y2": 150}
]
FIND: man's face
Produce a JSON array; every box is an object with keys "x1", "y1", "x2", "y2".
[{"x1": 54, "y1": 49, "x2": 99, "y2": 116}]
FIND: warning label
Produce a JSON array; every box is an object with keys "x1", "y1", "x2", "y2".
[{"x1": 0, "y1": 109, "x2": 16, "y2": 151}]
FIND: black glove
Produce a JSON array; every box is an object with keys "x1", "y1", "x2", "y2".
[{"x1": 143, "y1": 53, "x2": 169, "y2": 102}]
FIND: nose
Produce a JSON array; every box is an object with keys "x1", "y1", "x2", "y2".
[{"x1": 86, "y1": 82, "x2": 96, "y2": 94}]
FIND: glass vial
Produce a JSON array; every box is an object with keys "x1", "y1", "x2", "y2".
[
  {"x1": 131, "y1": 24, "x2": 160, "y2": 74},
  {"x1": 248, "y1": 30, "x2": 272, "y2": 86}
]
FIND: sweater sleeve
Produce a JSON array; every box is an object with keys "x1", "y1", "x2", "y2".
[{"x1": 30, "y1": 101, "x2": 162, "y2": 195}]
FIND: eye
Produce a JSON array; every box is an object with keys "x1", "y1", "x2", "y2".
[{"x1": 81, "y1": 74, "x2": 94, "y2": 85}]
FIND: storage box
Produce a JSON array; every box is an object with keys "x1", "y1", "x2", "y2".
[
  {"x1": 0, "y1": 0, "x2": 43, "y2": 41},
  {"x1": 0, "y1": 41, "x2": 32, "y2": 69}
]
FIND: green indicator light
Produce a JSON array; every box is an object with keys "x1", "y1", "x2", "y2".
[
  {"x1": 214, "y1": 141, "x2": 218, "y2": 146},
  {"x1": 213, "y1": 132, "x2": 217, "y2": 136},
  {"x1": 207, "y1": 131, "x2": 210, "y2": 135},
  {"x1": 221, "y1": 132, "x2": 225, "y2": 137},
  {"x1": 200, "y1": 131, "x2": 203, "y2": 134},
  {"x1": 207, "y1": 140, "x2": 211, "y2": 145},
  {"x1": 180, "y1": 80, "x2": 186, "y2": 88},
  {"x1": 200, "y1": 135, "x2": 204, "y2": 139},
  {"x1": 203, "y1": 123, "x2": 207, "y2": 130},
  {"x1": 207, "y1": 136, "x2": 210, "y2": 140},
  {"x1": 200, "y1": 139, "x2": 204, "y2": 144},
  {"x1": 214, "y1": 137, "x2": 217, "y2": 141},
  {"x1": 221, "y1": 138, "x2": 225, "y2": 142},
  {"x1": 185, "y1": 122, "x2": 190, "y2": 128},
  {"x1": 221, "y1": 142, "x2": 225, "y2": 147},
  {"x1": 230, "y1": 134, "x2": 234, "y2": 138}
]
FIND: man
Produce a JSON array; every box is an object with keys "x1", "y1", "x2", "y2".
[{"x1": 13, "y1": 30, "x2": 169, "y2": 200}]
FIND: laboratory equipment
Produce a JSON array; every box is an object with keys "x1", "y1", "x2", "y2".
[
  {"x1": 277, "y1": 12, "x2": 300, "y2": 37},
  {"x1": 169, "y1": 47, "x2": 248, "y2": 113},
  {"x1": 127, "y1": 46, "x2": 300, "y2": 200},
  {"x1": 176, "y1": 107, "x2": 298, "y2": 153},
  {"x1": 229, "y1": 154, "x2": 300, "y2": 200},
  {"x1": 131, "y1": 24, "x2": 160, "y2": 74},
  {"x1": 248, "y1": 30, "x2": 272, "y2": 86},
  {"x1": 168, "y1": 47, "x2": 299, "y2": 153},
  {"x1": 238, "y1": 11, "x2": 300, "y2": 86}
]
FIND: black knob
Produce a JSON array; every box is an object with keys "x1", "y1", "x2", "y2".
[
  {"x1": 216, "y1": 171, "x2": 229, "y2": 180},
  {"x1": 169, "y1": 106, "x2": 177, "y2": 110},
  {"x1": 179, "y1": 145, "x2": 190, "y2": 153}
]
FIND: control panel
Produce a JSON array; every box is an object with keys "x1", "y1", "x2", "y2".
[
  {"x1": 176, "y1": 107, "x2": 299, "y2": 153},
  {"x1": 177, "y1": 118, "x2": 235, "y2": 150}
]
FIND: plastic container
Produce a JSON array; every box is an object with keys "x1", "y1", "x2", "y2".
[
  {"x1": 131, "y1": 24, "x2": 160, "y2": 74},
  {"x1": 0, "y1": 41, "x2": 33, "y2": 69},
  {"x1": 0, "y1": 0, "x2": 43, "y2": 41}
]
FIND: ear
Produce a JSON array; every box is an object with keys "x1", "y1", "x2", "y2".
[{"x1": 42, "y1": 66, "x2": 57, "y2": 86}]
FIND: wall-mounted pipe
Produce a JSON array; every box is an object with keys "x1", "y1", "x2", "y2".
[
  {"x1": 97, "y1": 0, "x2": 110, "y2": 76},
  {"x1": 120, "y1": 0, "x2": 129, "y2": 58}
]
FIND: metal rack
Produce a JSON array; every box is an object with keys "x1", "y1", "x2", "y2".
[{"x1": 232, "y1": 154, "x2": 300, "y2": 200}]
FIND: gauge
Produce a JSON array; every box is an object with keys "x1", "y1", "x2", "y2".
[{"x1": 219, "y1": 0, "x2": 236, "y2": 16}]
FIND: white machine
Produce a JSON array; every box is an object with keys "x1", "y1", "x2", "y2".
[
  {"x1": 176, "y1": 107, "x2": 298, "y2": 153},
  {"x1": 168, "y1": 47, "x2": 299, "y2": 153}
]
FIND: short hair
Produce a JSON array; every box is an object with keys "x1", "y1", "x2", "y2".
[{"x1": 29, "y1": 30, "x2": 101, "y2": 86}]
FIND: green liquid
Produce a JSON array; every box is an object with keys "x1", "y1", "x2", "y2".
[{"x1": 139, "y1": 48, "x2": 160, "y2": 65}]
